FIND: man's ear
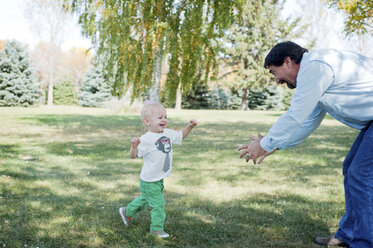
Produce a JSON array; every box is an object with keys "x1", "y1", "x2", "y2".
[{"x1": 284, "y1": 57, "x2": 292, "y2": 65}]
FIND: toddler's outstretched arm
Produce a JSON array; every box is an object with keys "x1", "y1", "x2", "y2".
[
  {"x1": 130, "y1": 137, "x2": 141, "y2": 159},
  {"x1": 182, "y1": 119, "x2": 198, "y2": 139}
]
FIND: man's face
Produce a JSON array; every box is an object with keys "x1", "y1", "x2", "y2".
[{"x1": 268, "y1": 58, "x2": 299, "y2": 89}]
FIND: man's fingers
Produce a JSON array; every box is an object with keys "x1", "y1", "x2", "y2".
[
  {"x1": 257, "y1": 149, "x2": 277, "y2": 164},
  {"x1": 253, "y1": 157, "x2": 257, "y2": 165},
  {"x1": 237, "y1": 144, "x2": 249, "y2": 151},
  {"x1": 246, "y1": 154, "x2": 254, "y2": 162},
  {"x1": 257, "y1": 155, "x2": 266, "y2": 164},
  {"x1": 249, "y1": 135, "x2": 260, "y2": 141},
  {"x1": 240, "y1": 149, "x2": 249, "y2": 158},
  {"x1": 245, "y1": 154, "x2": 258, "y2": 164}
]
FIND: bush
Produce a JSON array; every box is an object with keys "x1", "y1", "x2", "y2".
[{"x1": 53, "y1": 80, "x2": 78, "y2": 105}]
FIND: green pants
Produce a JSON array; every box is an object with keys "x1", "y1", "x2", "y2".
[{"x1": 126, "y1": 179, "x2": 166, "y2": 231}]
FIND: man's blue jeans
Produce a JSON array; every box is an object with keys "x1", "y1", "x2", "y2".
[{"x1": 335, "y1": 121, "x2": 373, "y2": 247}]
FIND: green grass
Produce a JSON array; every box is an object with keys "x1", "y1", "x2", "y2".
[{"x1": 0, "y1": 106, "x2": 358, "y2": 248}]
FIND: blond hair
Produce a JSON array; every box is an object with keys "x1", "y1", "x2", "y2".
[{"x1": 140, "y1": 103, "x2": 166, "y2": 121}]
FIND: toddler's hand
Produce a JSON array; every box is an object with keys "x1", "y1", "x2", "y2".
[
  {"x1": 189, "y1": 119, "x2": 198, "y2": 128},
  {"x1": 131, "y1": 137, "x2": 141, "y2": 147}
]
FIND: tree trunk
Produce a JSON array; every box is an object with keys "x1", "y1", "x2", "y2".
[
  {"x1": 149, "y1": 41, "x2": 164, "y2": 104},
  {"x1": 241, "y1": 87, "x2": 249, "y2": 110},
  {"x1": 47, "y1": 72, "x2": 54, "y2": 106},
  {"x1": 47, "y1": 46, "x2": 56, "y2": 106},
  {"x1": 175, "y1": 82, "x2": 182, "y2": 110}
]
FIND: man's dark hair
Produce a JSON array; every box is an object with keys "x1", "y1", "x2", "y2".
[{"x1": 264, "y1": 41, "x2": 308, "y2": 68}]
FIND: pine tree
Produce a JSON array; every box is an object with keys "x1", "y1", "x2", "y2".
[
  {"x1": 79, "y1": 65, "x2": 112, "y2": 107},
  {"x1": 181, "y1": 81, "x2": 209, "y2": 109},
  {"x1": 207, "y1": 85, "x2": 229, "y2": 110},
  {"x1": 220, "y1": 0, "x2": 300, "y2": 110},
  {"x1": 0, "y1": 40, "x2": 41, "y2": 106},
  {"x1": 249, "y1": 85, "x2": 284, "y2": 110}
]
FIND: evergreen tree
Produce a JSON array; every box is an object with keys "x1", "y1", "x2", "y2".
[
  {"x1": 207, "y1": 85, "x2": 229, "y2": 110},
  {"x1": 220, "y1": 0, "x2": 300, "y2": 110},
  {"x1": 0, "y1": 40, "x2": 41, "y2": 106},
  {"x1": 181, "y1": 81, "x2": 209, "y2": 109},
  {"x1": 249, "y1": 85, "x2": 284, "y2": 110},
  {"x1": 79, "y1": 65, "x2": 112, "y2": 107}
]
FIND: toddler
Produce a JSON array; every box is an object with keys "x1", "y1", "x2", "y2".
[{"x1": 119, "y1": 103, "x2": 197, "y2": 238}]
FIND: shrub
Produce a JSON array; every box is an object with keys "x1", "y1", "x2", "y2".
[{"x1": 53, "y1": 80, "x2": 78, "y2": 105}]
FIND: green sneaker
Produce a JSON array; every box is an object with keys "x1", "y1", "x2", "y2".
[
  {"x1": 150, "y1": 230, "x2": 170, "y2": 238},
  {"x1": 119, "y1": 207, "x2": 131, "y2": 226},
  {"x1": 314, "y1": 235, "x2": 349, "y2": 247}
]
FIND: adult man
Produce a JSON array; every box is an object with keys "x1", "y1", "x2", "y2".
[{"x1": 238, "y1": 41, "x2": 373, "y2": 247}]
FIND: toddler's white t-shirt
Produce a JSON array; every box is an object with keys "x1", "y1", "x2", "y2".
[{"x1": 137, "y1": 128, "x2": 182, "y2": 182}]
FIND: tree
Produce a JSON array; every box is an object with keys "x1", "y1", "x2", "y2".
[
  {"x1": 79, "y1": 65, "x2": 112, "y2": 107},
  {"x1": 0, "y1": 40, "x2": 41, "y2": 106},
  {"x1": 207, "y1": 85, "x2": 229, "y2": 109},
  {"x1": 25, "y1": 0, "x2": 72, "y2": 106},
  {"x1": 68, "y1": 0, "x2": 243, "y2": 105},
  {"x1": 31, "y1": 42, "x2": 63, "y2": 93},
  {"x1": 327, "y1": 0, "x2": 373, "y2": 35},
  {"x1": 181, "y1": 81, "x2": 210, "y2": 109},
  {"x1": 61, "y1": 47, "x2": 91, "y2": 88},
  {"x1": 297, "y1": 0, "x2": 332, "y2": 48},
  {"x1": 220, "y1": 0, "x2": 299, "y2": 110},
  {"x1": 248, "y1": 84, "x2": 284, "y2": 110}
]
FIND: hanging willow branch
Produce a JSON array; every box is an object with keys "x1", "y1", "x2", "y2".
[{"x1": 66, "y1": 0, "x2": 243, "y2": 101}]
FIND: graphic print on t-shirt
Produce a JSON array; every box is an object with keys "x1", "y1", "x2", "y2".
[{"x1": 155, "y1": 136, "x2": 171, "y2": 172}]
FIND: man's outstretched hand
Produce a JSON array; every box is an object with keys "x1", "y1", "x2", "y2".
[{"x1": 237, "y1": 133, "x2": 277, "y2": 164}]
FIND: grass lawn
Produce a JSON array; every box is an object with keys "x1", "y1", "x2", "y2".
[{"x1": 0, "y1": 106, "x2": 358, "y2": 248}]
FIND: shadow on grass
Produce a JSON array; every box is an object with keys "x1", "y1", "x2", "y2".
[
  {"x1": 1, "y1": 168, "x2": 334, "y2": 248},
  {"x1": 164, "y1": 192, "x2": 335, "y2": 248}
]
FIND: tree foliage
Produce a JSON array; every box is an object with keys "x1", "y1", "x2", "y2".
[
  {"x1": 249, "y1": 84, "x2": 284, "y2": 110},
  {"x1": 79, "y1": 65, "x2": 112, "y2": 107},
  {"x1": 327, "y1": 0, "x2": 373, "y2": 35},
  {"x1": 220, "y1": 0, "x2": 299, "y2": 110},
  {"x1": 181, "y1": 81, "x2": 210, "y2": 109},
  {"x1": 0, "y1": 40, "x2": 41, "y2": 107},
  {"x1": 61, "y1": 47, "x2": 91, "y2": 87},
  {"x1": 52, "y1": 80, "x2": 78, "y2": 105},
  {"x1": 67, "y1": 0, "x2": 243, "y2": 102}
]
